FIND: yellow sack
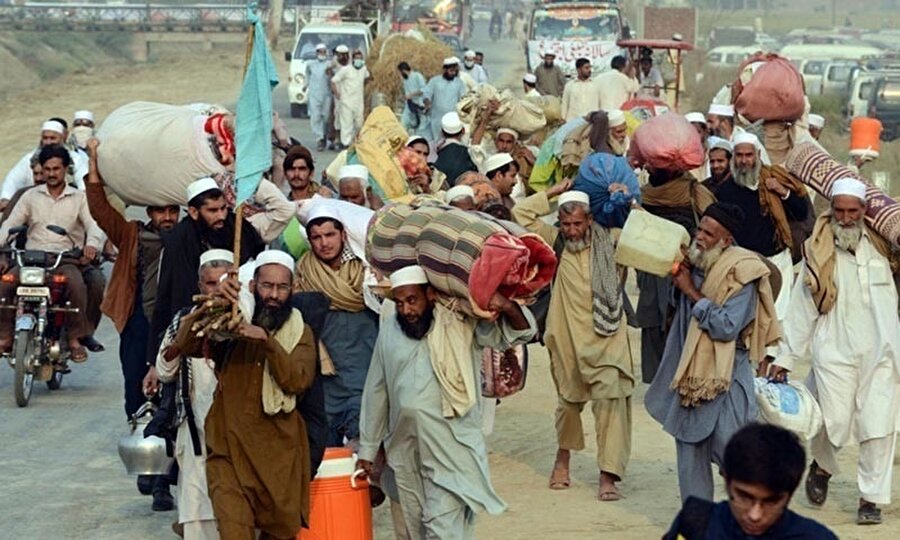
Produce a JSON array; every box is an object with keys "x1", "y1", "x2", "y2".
[{"x1": 354, "y1": 106, "x2": 410, "y2": 201}]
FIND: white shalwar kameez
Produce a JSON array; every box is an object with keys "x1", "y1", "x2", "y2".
[
  {"x1": 776, "y1": 233, "x2": 900, "y2": 504},
  {"x1": 332, "y1": 64, "x2": 369, "y2": 147}
]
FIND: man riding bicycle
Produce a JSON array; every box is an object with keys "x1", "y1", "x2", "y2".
[{"x1": 0, "y1": 144, "x2": 105, "y2": 362}]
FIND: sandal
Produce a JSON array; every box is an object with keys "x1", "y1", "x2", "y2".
[
  {"x1": 69, "y1": 346, "x2": 88, "y2": 363},
  {"x1": 805, "y1": 461, "x2": 831, "y2": 506},
  {"x1": 857, "y1": 500, "x2": 882, "y2": 525},
  {"x1": 598, "y1": 486, "x2": 621, "y2": 502},
  {"x1": 549, "y1": 465, "x2": 570, "y2": 490}
]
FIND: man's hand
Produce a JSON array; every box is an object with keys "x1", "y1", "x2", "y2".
[
  {"x1": 237, "y1": 322, "x2": 269, "y2": 342},
  {"x1": 608, "y1": 182, "x2": 629, "y2": 195},
  {"x1": 546, "y1": 178, "x2": 573, "y2": 199},
  {"x1": 765, "y1": 176, "x2": 789, "y2": 197},
  {"x1": 758, "y1": 356, "x2": 790, "y2": 382},
  {"x1": 83, "y1": 246, "x2": 98, "y2": 262},
  {"x1": 356, "y1": 459, "x2": 374, "y2": 478},
  {"x1": 86, "y1": 137, "x2": 100, "y2": 157},
  {"x1": 0, "y1": 257, "x2": 9, "y2": 275},
  {"x1": 217, "y1": 271, "x2": 241, "y2": 304},
  {"x1": 142, "y1": 366, "x2": 159, "y2": 397},
  {"x1": 672, "y1": 264, "x2": 702, "y2": 302},
  {"x1": 0, "y1": 199, "x2": 9, "y2": 213}
]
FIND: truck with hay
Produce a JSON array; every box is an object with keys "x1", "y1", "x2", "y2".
[
  {"x1": 390, "y1": 0, "x2": 470, "y2": 42},
  {"x1": 525, "y1": 0, "x2": 627, "y2": 79}
]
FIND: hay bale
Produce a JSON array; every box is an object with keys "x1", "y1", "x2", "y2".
[{"x1": 366, "y1": 30, "x2": 452, "y2": 110}]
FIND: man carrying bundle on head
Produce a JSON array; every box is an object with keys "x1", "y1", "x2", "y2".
[
  {"x1": 513, "y1": 180, "x2": 635, "y2": 501},
  {"x1": 646, "y1": 202, "x2": 781, "y2": 503},
  {"x1": 357, "y1": 265, "x2": 536, "y2": 538}
]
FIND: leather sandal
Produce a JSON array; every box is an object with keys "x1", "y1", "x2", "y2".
[
  {"x1": 805, "y1": 460, "x2": 831, "y2": 506},
  {"x1": 857, "y1": 500, "x2": 882, "y2": 525}
]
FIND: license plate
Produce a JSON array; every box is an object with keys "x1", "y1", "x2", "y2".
[{"x1": 17, "y1": 286, "x2": 50, "y2": 297}]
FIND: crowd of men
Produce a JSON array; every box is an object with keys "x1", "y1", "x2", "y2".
[{"x1": 2, "y1": 45, "x2": 897, "y2": 540}]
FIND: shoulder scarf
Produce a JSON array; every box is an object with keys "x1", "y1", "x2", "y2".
[
  {"x1": 590, "y1": 222, "x2": 623, "y2": 336},
  {"x1": 758, "y1": 165, "x2": 808, "y2": 251},
  {"x1": 261, "y1": 308, "x2": 305, "y2": 416},
  {"x1": 641, "y1": 173, "x2": 716, "y2": 216},
  {"x1": 426, "y1": 302, "x2": 478, "y2": 419},
  {"x1": 295, "y1": 252, "x2": 366, "y2": 313}
]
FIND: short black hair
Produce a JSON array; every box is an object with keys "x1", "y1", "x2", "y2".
[
  {"x1": 47, "y1": 117, "x2": 68, "y2": 131},
  {"x1": 487, "y1": 161, "x2": 515, "y2": 179},
  {"x1": 38, "y1": 144, "x2": 71, "y2": 167},
  {"x1": 575, "y1": 58, "x2": 590, "y2": 70},
  {"x1": 188, "y1": 188, "x2": 224, "y2": 209},
  {"x1": 724, "y1": 423, "x2": 806, "y2": 496},
  {"x1": 283, "y1": 145, "x2": 314, "y2": 172},
  {"x1": 475, "y1": 51, "x2": 483, "y2": 57},
  {"x1": 397, "y1": 61, "x2": 410, "y2": 72},
  {"x1": 610, "y1": 55, "x2": 627, "y2": 71},
  {"x1": 305, "y1": 216, "x2": 344, "y2": 237}
]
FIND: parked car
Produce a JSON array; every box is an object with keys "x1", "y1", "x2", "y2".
[
  {"x1": 706, "y1": 46, "x2": 756, "y2": 68},
  {"x1": 870, "y1": 77, "x2": 900, "y2": 140},
  {"x1": 820, "y1": 60, "x2": 857, "y2": 96},
  {"x1": 845, "y1": 72, "x2": 877, "y2": 123}
]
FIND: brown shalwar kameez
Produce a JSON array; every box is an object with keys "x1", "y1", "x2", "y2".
[{"x1": 185, "y1": 323, "x2": 317, "y2": 540}]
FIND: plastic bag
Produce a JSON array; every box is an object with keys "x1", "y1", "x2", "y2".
[
  {"x1": 573, "y1": 153, "x2": 640, "y2": 228},
  {"x1": 753, "y1": 377, "x2": 824, "y2": 441},
  {"x1": 733, "y1": 54, "x2": 806, "y2": 122},
  {"x1": 628, "y1": 113, "x2": 705, "y2": 173},
  {"x1": 354, "y1": 106, "x2": 410, "y2": 201}
]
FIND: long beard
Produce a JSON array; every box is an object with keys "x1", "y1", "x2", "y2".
[
  {"x1": 252, "y1": 292, "x2": 292, "y2": 332},
  {"x1": 396, "y1": 305, "x2": 435, "y2": 340},
  {"x1": 565, "y1": 238, "x2": 589, "y2": 253},
  {"x1": 688, "y1": 239, "x2": 727, "y2": 271},
  {"x1": 196, "y1": 216, "x2": 231, "y2": 248},
  {"x1": 731, "y1": 160, "x2": 761, "y2": 189},
  {"x1": 443, "y1": 73, "x2": 456, "y2": 81},
  {"x1": 607, "y1": 135, "x2": 628, "y2": 156},
  {"x1": 831, "y1": 219, "x2": 863, "y2": 252}
]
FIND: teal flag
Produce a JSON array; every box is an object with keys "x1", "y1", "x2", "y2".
[{"x1": 235, "y1": 4, "x2": 279, "y2": 205}]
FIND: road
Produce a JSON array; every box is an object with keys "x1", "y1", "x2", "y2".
[{"x1": 0, "y1": 21, "x2": 525, "y2": 539}]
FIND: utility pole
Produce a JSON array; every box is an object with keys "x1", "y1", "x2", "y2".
[{"x1": 268, "y1": 0, "x2": 284, "y2": 50}]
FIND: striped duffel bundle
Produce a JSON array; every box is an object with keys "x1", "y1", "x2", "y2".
[
  {"x1": 367, "y1": 200, "x2": 557, "y2": 317},
  {"x1": 784, "y1": 142, "x2": 900, "y2": 247}
]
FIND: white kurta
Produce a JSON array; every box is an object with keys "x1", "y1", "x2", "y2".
[
  {"x1": 333, "y1": 64, "x2": 369, "y2": 146},
  {"x1": 776, "y1": 234, "x2": 900, "y2": 447},
  {"x1": 561, "y1": 79, "x2": 602, "y2": 121}
]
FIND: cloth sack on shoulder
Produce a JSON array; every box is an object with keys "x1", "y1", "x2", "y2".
[
  {"x1": 628, "y1": 113, "x2": 705, "y2": 173},
  {"x1": 732, "y1": 53, "x2": 806, "y2": 122}
]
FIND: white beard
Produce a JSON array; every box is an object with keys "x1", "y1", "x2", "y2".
[
  {"x1": 731, "y1": 159, "x2": 761, "y2": 189},
  {"x1": 831, "y1": 219, "x2": 863, "y2": 252},
  {"x1": 688, "y1": 238, "x2": 727, "y2": 271},
  {"x1": 608, "y1": 135, "x2": 628, "y2": 156},
  {"x1": 565, "y1": 238, "x2": 589, "y2": 253}
]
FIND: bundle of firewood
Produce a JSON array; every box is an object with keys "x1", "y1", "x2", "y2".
[{"x1": 190, "y1": 294, "x2": 243, "y2": 338}]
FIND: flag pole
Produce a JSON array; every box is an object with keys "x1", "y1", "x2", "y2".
[{"x1": 231, "y1": 18, "x2": 255, "y2": 317}]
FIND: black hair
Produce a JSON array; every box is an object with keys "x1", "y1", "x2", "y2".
[
  {"x1": 188, "y1": 188, "x2": 224, "y2": 209},
  {"x1": 487, "y1": 161, "x2": 515, "y2": 179},
  {"x1": 610, "y1": 55, "x2": 627, "y2": 71},
  {"x1": 724, "y1": 423, "x2": 806, "y2": 496},
  {"x1": 38, "y1": 144, "x2": 71, "y2": 167},
  {"x1": 283, "y1": 146, "x2": 315, "y2": 172},
  {"x1": 47, "y1": 117, "x2": 68, "y2": 131},
  {"x1": 575, "y1": 58, "x2": 590, "y2": 70},
  {"x1": 475, "y1": 51, "x2": 483, "y2": 57},
  {"x1": 398, "y1": 61, "x2": 410, "y2": 72},
  {"x1": 305, "y1": 216, "x2": 344, "y2": 237}
]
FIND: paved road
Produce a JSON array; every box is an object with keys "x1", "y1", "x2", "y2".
[{"x1": 0, "y1": 21, "x2": 524, "y2": 539}]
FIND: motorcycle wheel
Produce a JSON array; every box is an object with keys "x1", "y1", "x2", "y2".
[
  {"x1": 13, "y1": 330, "x2": 35, "y2": 407},
  {"x1": 46, "y1": 369, "x2": 64, "y2": 390}
]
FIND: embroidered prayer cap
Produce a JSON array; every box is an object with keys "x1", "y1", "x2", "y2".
[
  {"x1": 441, "y1": 112, "x2": 464, "y2": 135},
  {"x1": 199, "y1": 249, "x2": 234, "y2": 268},
  {"x1": 558, "y1": 191, "x2": 590, "y2": 207},
  {"x1": 390, "y1": 265, "x2": 429, "y2": 289},
  {"x1": 523, "y1": 73, "x2": 537, "y2": 85},
  {"x1": 445, "y1": 185, "x2": 475, "y2": 204},
  {"x1": 41, "y1": 120, "x2": 65, "y2": 135},
  {"x1": 708, "y1": 136, "x2": 733, "y2": 155},
  {"x1": 708, "y1": 103, "x2": 734, "y2": 117},
  {"x1": 443, "y1": 56, "x2": 460, "y2": 67},
  {"x1": 703, "y1": 202, "x2": 745, "y2": 237},
  {"x1": 482, "y1": 152, "x2": 514, "y2": 176},
  {"x1": 607, "y1": 109, "x2": 626, "y2": 127},
  {"x1": 255, "y1": 249, "x2": 296, "y2": 276},
  {"x1": 496, "y1": 127, "x2": 519, "y2": 141},
  {"x1": 338, "y1": 164, "x2": 369, "y2": 185},
  {"x1": 685, "y1": 112, "x2": 707, "y2": 125},
  {"x1": 808, "y1": 114, "x2": 825, "y2": 129},
  {"x1": 335, "y1": 44, "x2": 350, "y2": 54},
  {"x1": 186, "y1": 177, "x2": 221, "y2": 202},
  {"x1": 831, "y1": 177, "x2": 867, "y2": 203},
  {"x1": 73, "y1": 110, "x2": 94, "y2": 122}
]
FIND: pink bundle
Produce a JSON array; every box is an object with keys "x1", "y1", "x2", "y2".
[{"x1": 628, "y1": 113, "x2": 705, "y2": 173}]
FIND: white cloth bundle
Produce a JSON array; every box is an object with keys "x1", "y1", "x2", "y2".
[{"x1": 753, "y1": 377, "x2": 824, "y2": 441}]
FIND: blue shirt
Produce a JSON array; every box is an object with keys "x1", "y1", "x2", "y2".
[{"x1": 664, "y1": 499, "x2": 838, "y2": 539}]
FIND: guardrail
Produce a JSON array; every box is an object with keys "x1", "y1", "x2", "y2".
[{"x1": 0, "y1": 4, "x2": 254, "y2": 32}]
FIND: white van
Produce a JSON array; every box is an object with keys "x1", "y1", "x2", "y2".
[
  {"x1": 820, "y1": 61, "x2": 857, "y2": 96},
  {"x1": 706, "y1": 46, "x2": 757, "y2": 68},
  {"x1": 846, "y1": 73, "x2": 876, "y2": 122},
  {"x1": 285, "y1": 22, "x2": 373, "y2": 117}
]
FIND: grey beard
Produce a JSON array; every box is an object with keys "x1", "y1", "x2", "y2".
[
  {"x1": 564, "y1": 238, "x2": 589, "y2": 253},
  {"x1": 731, "y1": 160, "x2": 761, "y2": 189},
  {"x1": 607, "y1": 135, "x2": 627, "y2": 156},
  {"x1": 831, "y1": 219, "x2": 863, "y2": 252},
  {"x1": 688, "y1": 239, "x2": 726, "y2": 271}
]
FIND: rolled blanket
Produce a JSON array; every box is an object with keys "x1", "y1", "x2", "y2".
[
  {"x1": 367, "y1": 201, "x2": 557, "y2": 317},
  {"x1": 784, "y1": 142, "x2": 900, "y2": 247}
]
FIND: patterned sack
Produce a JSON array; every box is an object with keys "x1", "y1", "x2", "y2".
[
  {"x1": 753, "y1": 377, "x2": 823, "y2": 441},
  {"x1": 481, "y1": 345, "x2": 528, "y2": 398},
  {"x1": 784, "y1": 142, "x2": 900, "y2": 247},
  {"x1": 367, "y1": 200, "x2": 557, "y2": 316}
]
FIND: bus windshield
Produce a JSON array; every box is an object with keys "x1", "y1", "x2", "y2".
[{"x1": 530, "y1": 8, "x2": 620, "y2": 41}]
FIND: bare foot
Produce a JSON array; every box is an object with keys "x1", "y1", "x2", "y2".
[
  {"x1": 598, "y1": 471, "x2": 621, "y2": 501},
  {"x1": 549, "y1": 448, "x2": 571, "y2": 490}
]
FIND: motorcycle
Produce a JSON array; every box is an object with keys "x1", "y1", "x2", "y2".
[
  {"x1": 490, "y1": 23, "x2": 501, "y2": 42},
  {"x1": 0, "y1": 225, "x2": 82, "y2": 407}
]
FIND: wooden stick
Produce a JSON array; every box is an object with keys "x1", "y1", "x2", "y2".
[{"x1": 242, "y1": 21, "x2": 255, "y2": 79}]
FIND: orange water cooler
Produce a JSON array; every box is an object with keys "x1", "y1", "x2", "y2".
[
  {"x1": 849, "y1": 117, "x2": 883, "y2": 160},
  {"x1": 298, "y1": 447, "x2": 373, "y2": 540}
]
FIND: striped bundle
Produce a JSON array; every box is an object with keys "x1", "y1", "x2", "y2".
[{"x1": 367, "y1": 201, "x2": 557, "y2": 317}]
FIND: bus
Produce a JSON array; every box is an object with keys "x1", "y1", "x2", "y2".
[{"x1": 526, "y1": 1, "x2": 625, "y2": 78}]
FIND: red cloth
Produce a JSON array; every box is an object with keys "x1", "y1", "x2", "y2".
[
  {"x1": 468, "y1": 232, "x2": 557, "y2": 312},
  {"x1": 397, "y1": 147, "x2": 430, "y2": 178},
  {"x1": 628, "y1": 112, "x2": 705, "y2": 173},
  {"x1": 732, "y1": 53, "x2": 806, "y2": 122},
  {"x1": 204, "y1": 113, "x2": 235, "y2": 158}
]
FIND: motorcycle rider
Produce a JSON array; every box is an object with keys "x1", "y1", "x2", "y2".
[
  {"x1": 83, "y1": 138, "x2": 181, "y2": 510},
  {"x1": 0, "y1": 144, "x2": 104, "y2": 362}
]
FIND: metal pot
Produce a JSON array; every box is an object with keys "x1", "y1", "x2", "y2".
[{"x1": 117, "y1": 401, "x2": 174, "y2": 476}]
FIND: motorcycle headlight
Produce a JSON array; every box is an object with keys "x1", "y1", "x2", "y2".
[{"x1": 20, "y1": 267, "x2": 45, "y2": 286}]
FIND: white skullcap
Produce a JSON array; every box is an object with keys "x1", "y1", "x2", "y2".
[
  {"x1": 443, "y1": 56, "x2": 460, "y2": 66},
  {"x1": 708, "y1": 103, "x2": 734, "y2": 117},
  {"x1": 708, "y1": 136, "x2": 733, "y2": 154},
  {"x1": 732, "y1": 131, "x2": 760, "y2": 150},
  {"x1": 464, "y1": 50, "x2": 476, "y2": 58},
  {"x1": 523, "y1": 73, "x2": 537, "y2": 84},
  {"x1": 607, "y1": 109, "x2": 626, "y2": 127},
  {"x1": 482, "y1": 152, "x2": 514, "y2": 176},
  {"x1": 305, "y1": 204, "x2": 340, "y2": 225},
  {"x1": 186, "y1": 177, "x2": 220, "y2": 202},
  {"x1": 685, "y1": 112, "x2": 707, "y2": 125},
  {"x1": 199, "y1": 249, "x2": 234, "y2": 268},
  {"x1": 74, "y1": 110, "x2": 94, "y2": 122},
  {"x1": 441, "y1": 112, "x2": 464, "y2": 135},
  {"x1": 445, "y1": 185, "x2": 475, "y2": 204},
  {"x1": 390, "y1": 265, "x2": 429, "y2": 288},
  {"x1": 315, "y1": 43, "x2": 327, "y2": 51},
  {"x1": 496, "y1": 127, "x2": 519, "y2": 141},
  {"x1": 406, "y1": 135, "x2": 429, "y2": 148},
  {"x1": 831, "y1": 177, "x2": 867, "y2": 202},
  {"x1": 808, "y1": 114, "x2": 825, "y2": 129},
  {"x1": 335, "y1": 44, "x2": 349, "y2": 54},
  {"x1": 254, "y1": 249, "x2": 296, "y2": 276},
  {"x1": 41, "y1": 120, "x2": 65, "y2": 135},
  {"x1": 338, "y1": 164, "x2": 369, "y2": 184},
  {"x1": 558, "y1": 191, "x2": 590, "y2": 207}
]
